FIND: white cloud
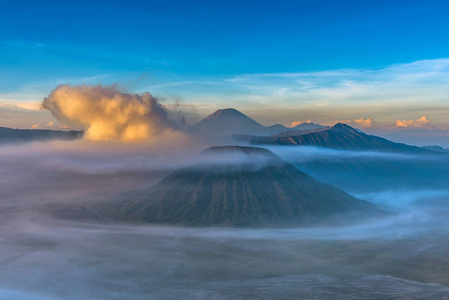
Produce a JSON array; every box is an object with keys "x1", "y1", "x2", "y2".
[{"x1": 221, "y1": 58, "x2": 449, "y2": 104}]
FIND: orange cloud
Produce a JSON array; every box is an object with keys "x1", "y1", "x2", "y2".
[
  {"x1": 396, "y1": 115, "x2": 431, "y2": 128},
  {"x1": 17, "y1": 102, "x2": 41, "y2": 111},
  {"x1": 353, "y1": 117, "x2": 374, "y2": 128},
  {"x1": 287, "y1": 120, "x2": 312, "y2": 128},
  {"x1": 321, "y1": 118, "x2": 374, "y2": 128},
  {"x1": 42, "y1": 85, "x2": 179, "y2": 142},
  {"x1": 30, "y1": 123, "x2": 40, "y2": 129},
  {"x1": 321, "y1": 120, "x2": 352, "y2": 127}
]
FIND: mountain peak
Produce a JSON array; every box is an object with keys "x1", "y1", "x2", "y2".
[
  {"x1": 192, "y1": 108, "x2": 264, "y2": 136},
  {"x1": 332, "y1": 123, "x2": 357, "y2": 131},
  {"x1": 289, "y1": 122, "x2": 326, "y2": 132},
  {"x1": 238, "y1": 121, "x2": 432, "y2": 154},
  {"x1": 112, "y1": 146, "x2": 378, "y2": 226},
  {"x1": 214, "y1": 108, "x2": 239, "y2": 113},
  {"x1": 205, "y1": 108, "x2": 242, "y2": 120}
]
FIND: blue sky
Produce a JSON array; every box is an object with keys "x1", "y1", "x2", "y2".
[
  {"x1": 1, "y1": 0, "x2": 449, "y2": 145},
  {"x1": 3, "y1": 0, "x2": 449, "y2": 77}
]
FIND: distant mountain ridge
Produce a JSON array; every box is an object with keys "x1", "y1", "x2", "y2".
[
  {"x1": 236, "y1": 123, "x2": 434, "y2": 154},
  {"x1": 109, "y1": 146, "x2": 378, "y2": 227},
  {"x1": 190, "y1": 108, "x2": 435, "y2": 154},
  {"x1": 191, "y1": 108, "x2": 324, "y2": 137},
  {"x1": 0, "y1": 127, "x2": 84, "y2": 143},
  {"x1": 290, "y1": 122, "x2": 326, "y2": 131},
  {"x1": 422, "y1": 145, "x2": 449, "y2": 153},
  {"x1": 256, "y1": 124, "x2": 290, "y2": 136}
]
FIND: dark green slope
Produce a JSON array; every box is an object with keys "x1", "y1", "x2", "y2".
[{"x1": 113, "y1": 146, "x2": 377, "y2": 226}]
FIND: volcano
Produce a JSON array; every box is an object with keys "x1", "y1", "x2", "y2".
[
  {"x1": 237, "y1": 123, "x2": 433, "y2": 154},
  {"x1": 111, "y1": 146, "x2": 377, "y2": 226},
  {"x1": 191, "y1": 108, "x2": 264, "y2": 136}
]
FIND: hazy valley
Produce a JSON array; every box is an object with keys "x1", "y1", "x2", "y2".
[
  {"x1": 1, "y1": 107, "x2": 449, "y2": 299},
  {"x1": 4, "y1": 2, "x2": 449, "y2": 298}
]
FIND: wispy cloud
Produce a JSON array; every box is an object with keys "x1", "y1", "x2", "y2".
[
  {"x1": 219, "y1": 58, "x2": 449, "y2": 104},
  {"x1": 3, "y1": 58, "x2": 449, "y2": 138},
  {"x1": 145, "y1": 58, "x2": 449, "y2": 129}
]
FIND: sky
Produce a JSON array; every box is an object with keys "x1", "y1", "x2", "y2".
[{"x1": 1, "y1": 0, "x2": 449, "y2": 145}]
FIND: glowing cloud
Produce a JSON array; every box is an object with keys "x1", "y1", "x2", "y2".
[
  {"x1": 321, "y1": 120, "x2": 352, "y2": 127},
  {"x1": 42, "y1": 85, "x2": 178, "y2": 142},
  {"x1": 321, "y1": 118, "x2": 374, "y2": 128},
  {"x1": 353, "y1": 118, "x2": 374, "y2": 128},
  {"x1": 396, "y1": 116, "x2": 431, "y2": 128},
  {"x1": 287, "y1": 120, "x2": 312, "y2": 128}
]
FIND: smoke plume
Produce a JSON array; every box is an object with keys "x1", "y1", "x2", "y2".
[{"x1": 42, "y1": 85, "x2": 179, "y2": 142}]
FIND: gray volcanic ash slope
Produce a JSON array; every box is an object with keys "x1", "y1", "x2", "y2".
[{"x1": 109, "y1": 146, "x2": 378, "y2": 226}]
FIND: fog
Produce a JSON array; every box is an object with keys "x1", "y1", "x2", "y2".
[
  {"x1": 1, "y1": 141, "x2": 449, "y2": 299},
  {"x1": 265, "y1": 145, "x2": 449, "y2": 192}
]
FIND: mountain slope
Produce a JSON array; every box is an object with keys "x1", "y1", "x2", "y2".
[
  {"x1": 191, "y1": 108, "x2": 264, "y2": 136},
  {"x1": 237, "y1": 123, "x2": 433, "y2": 154},
  {"x1": 0, "y1": 127, "x2": 84, "y2": 143},
  {"x1": 422, "y1": 145, "x2": 449, "y2": 153},
  {"x1": 253, "y1": 124, "x2": 290, "y2": 136},
  {"x1": 191, "y1": 108, "x2": 328, "y2": 137},
  {"x1": 111, "y1": 146, "x2": 377, "y2": 227},
  {"x1": 290, "y1": 122, "x2": 325, "y2": 131},
  {"x1": 253, "y1": 123, "x2": 326, "y2": 136},
  {"x1": 296, "y1": 153, "x2": 449, "y2": 193}
]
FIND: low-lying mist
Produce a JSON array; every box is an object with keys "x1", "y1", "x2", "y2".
[
  {"x1": 1, "y1": 141, "x2": 449, "y2": 299},
  {"x1": 266, "y1": 145, "x2": 449, "y2": 192}
]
